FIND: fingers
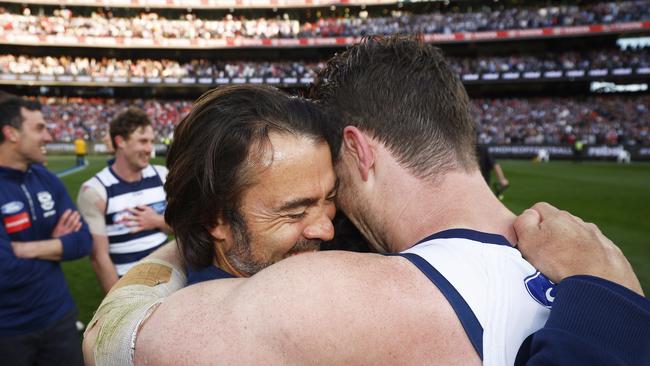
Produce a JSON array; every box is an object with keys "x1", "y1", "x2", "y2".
[
  {"x1": 529, "y1": 201, "x2": 560, "y2": 222},
  {"x1": 513, "y1": 208, "x2": 541, "y2": 246},
  {"x1": 68, "y1": 211, "x2": 81, "y2": 227},
  {"x1": 57, "y1": 209, "x2": 72, "y2": 227},
  {"x1": 59, "y1": 209, "x2": 80, "y2": 226},
  {"x1": 60, "y1": 209, "x2": 72, "y2": 219},
  {"x1": 127, "y1": 206, "x2": 153, "y2": 217},
  {"x1": 53, "y1": 210, "x2": 82, "y2": 237}
]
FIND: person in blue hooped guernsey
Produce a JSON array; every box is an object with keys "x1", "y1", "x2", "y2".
[
  {"x1": 77, "y1": 108, "x2": 172, "y2": 294},
  {"x1": 0, "y1": 92, "x2": 92, "y2": 366}
]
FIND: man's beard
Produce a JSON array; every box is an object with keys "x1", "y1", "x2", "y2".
[{"x1": 226, "y1": 212, "x2": 321, "y2": 277}]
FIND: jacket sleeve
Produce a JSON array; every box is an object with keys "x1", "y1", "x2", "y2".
[
  {"x1": 516, "y1": 275, "x2": 650, "y2": 366},
  {"x1": 52, "y1": 175, "x2": 93, "y2": 261}
]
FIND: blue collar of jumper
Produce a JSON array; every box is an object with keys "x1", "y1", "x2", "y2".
[
  {"x1": 187, "y1": 264, "x2": 236, "y2": 285},
  {"x1": 413, "y1": 228, "x2": 513, "y2": 248}
]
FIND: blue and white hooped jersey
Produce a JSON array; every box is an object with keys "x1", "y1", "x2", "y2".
[
  {"x1": 399, "y1": 229, "x2": 554, "y2": 366},
  {"x1": 84, "y1": 165, "x2": 168, "y2": 276}
]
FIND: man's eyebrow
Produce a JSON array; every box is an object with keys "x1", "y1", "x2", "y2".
[
  {"x1": 276, "y1": 197, "x2": 319, "y2": 212},
  {"x1": 276, "y1": 179, "x2": 339, "y2": 212}
]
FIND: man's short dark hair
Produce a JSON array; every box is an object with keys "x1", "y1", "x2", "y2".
[
  {"x1": 165, "y1": 85, "x2": 331, "y2": 269},
  {"x1": 0, "y1": 92, "x2": 42, "y2": 144},
  {"x1": 310, "y1": 35, "x2": 477, "y2": 179},
  {"x1": 109, "y1": 108, "x2": 152, "y2": 148}
]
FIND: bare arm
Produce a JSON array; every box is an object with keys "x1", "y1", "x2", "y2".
[
  {"x1": 83, "y1": 241, "x2": 186, "y2": 366},
  {"x1": 135, "y1": 251, "x2": 479, "y2": 366},
  {"x1": 11, "y1": 207, "x2": 86, "y2": 261},
  {"x1": 90, "y1": 234, "x2": 119, "y2": 294},
  {"x1": 77, "y1": 184, "x2": 120, "y2": 293},
  {"x1": 493, "y1": 163, "x2": 509, "y2": 188},
  {"x1": 11, "y1": 239, "x2": 63, "y2": 261}
]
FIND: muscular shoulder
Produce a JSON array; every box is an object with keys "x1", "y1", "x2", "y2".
[
  {"x1": 79, "y1": 177, "x2": 107, "y2": 205},
  {"x1": 137, "y1": 251, "x2": 479, "y2": 365},
  {"x1": 77, "y1": 177, "x2": 107, "y2": 234}
]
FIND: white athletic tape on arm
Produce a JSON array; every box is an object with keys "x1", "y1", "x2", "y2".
[{"x1": 86, "y1": 259, "x2": 187, "y2": 366}]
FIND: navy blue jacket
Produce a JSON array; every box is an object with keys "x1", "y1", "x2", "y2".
[
  {"x1": 0, "y1": 164, "x2": 92, "y2": 336},
  {"x1": 517, "y1": 275, "x2": 650, "y2": 365}
]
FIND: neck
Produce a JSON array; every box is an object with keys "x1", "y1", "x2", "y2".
[
  {"x1": 111, "y1": 155, "x2": 143, "y2": 182},
  {"x1": 379, "y1": 166, "x2": 517, "y2": 253},
  {"x1": 0, "y1": 146, "x2": 28, "y2": 171}
]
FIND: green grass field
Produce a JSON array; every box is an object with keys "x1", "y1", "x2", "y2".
[{"x1": 47, "y1": 155, "x2": 650, "y2": 325}]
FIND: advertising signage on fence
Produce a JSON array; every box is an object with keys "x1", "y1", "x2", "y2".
[
  {"x1": 2, "y1": 67, "x2": 649, "y2": 88},
  {"x1": 487, "y1": 145, "x2": 648, "y2": 160},
  {"x1": 43, "y1": 143, "x2": 649, "y2": 160}
]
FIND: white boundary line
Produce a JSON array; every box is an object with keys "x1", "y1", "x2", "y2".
[{"x1": 56, "y1": 160, "x2": 89, "y2": 178}]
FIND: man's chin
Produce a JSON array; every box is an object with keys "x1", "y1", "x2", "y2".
[{"x1": 31, "y1": 154, "x2": 47, "y2": 165}]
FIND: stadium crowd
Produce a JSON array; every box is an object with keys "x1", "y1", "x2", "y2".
[
  {"x1": 473, "y1": 96, "x2": 650, "y2": 146},
  {"x1": 37, "y1": 95, "x2": 649, "y2": 147},
  {"x1": 40, "y1": 98, "x2": 192, "y2": 142},
  {"x1": 0, "y1": 1, "x2": 648, "y2": 40},
  {"x1": 450, "y1": 49, "x2": 650, "y2": 75},
  {"x1": 0, "y1": 55, "x2": 324, "y2": 79},
  {"x1": 2, "y1": 48, "x2": 648, "y2": 80}
]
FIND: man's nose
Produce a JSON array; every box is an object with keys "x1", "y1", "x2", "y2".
[
  {"x1": 303, "y1": 213, "x2": 335, "y2": 242},
  {"x1": 144, "y1": 141, "x2": 153, "y2": 152},
  {"x1": 43, "y1": 129, "x2": 53, "y2": 143}
]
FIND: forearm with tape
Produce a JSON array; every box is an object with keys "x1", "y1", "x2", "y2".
[{"x1": 85, "y1": 258, "x2": 187, "y2": 366}]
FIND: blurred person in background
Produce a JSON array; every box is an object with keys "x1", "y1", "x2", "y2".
[
  {"x1": 477, "y1": 144, "x2": 510, "y2": 199},
  {"x1": 73, "y1": 132, "x2": 87, "y2": 167},
  {"x1": 0, "y1": 91, "x2": 91, "y2": 366},
  {"x1": 77, "y1": 108, "x2": 171, "y2": 293}
]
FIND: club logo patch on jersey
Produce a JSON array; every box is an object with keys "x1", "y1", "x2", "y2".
[
  {"x1": 524, "y1": 271, "x2": 556, "y2": 308},
  {"x1": 4, "y1": 211, "x2": 31, "y2": 234},
  {"x1": 150, "y1": 202, "x2": 167, "y2": 214},
  {"x1": 1, "y1": 201, "x2": 24, "y2": 215},
  {"x1": 37, "y1": 191, "x2": 55, "y2": 211}
]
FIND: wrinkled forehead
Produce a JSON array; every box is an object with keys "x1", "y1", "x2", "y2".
[
  {"x1": 243, "y1": 132, "x2": 335, "y2": 201},
  {"x1": 248, "y1": 130, "x2": 328, "y2": 171}
]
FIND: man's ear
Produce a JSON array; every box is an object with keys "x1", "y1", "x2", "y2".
[
  {"x1": 210, "y1": 217, "x2": 231, "y2": 242},
  {"x1": 114, "y1": 135, "x2": 126, "y2": 149},
  {"x1": 342, "y1": 126, "x2": 375, "y2": 181},
  {"x1": 1, "y1": 124, "x2": 19, "y2": 143}
]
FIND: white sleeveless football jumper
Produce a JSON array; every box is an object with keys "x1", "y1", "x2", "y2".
[
  {"x1": 398, "y1": 229, "x2": 554, "y2": 366},
  {"x1": 84, "y1": 165, "x2": 168, "y2": 276}
]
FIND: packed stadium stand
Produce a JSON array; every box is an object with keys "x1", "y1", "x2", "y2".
[{"x1": 0, "y1": 0, "x2": 649, "y2": 159}]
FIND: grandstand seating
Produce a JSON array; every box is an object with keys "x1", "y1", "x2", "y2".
[{"x1": 0, "y1": 0, "x2": 648, "y2": 151}]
